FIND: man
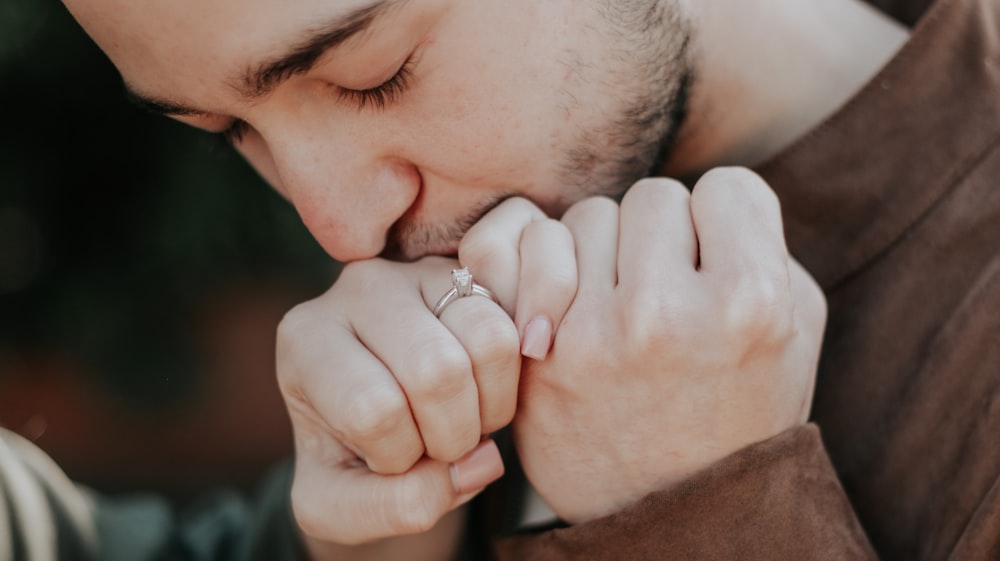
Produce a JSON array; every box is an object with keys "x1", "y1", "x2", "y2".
[{"x1": 2, "y1": 0, "x2": 997, "y2": 559}]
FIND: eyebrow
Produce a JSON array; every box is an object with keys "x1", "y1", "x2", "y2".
[{"x1": 125, "y1": 0, "x2": 404, "y2": 116}]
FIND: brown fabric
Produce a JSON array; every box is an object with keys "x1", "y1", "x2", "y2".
[
  {"x1": 493, "y1": 0, "x2": 1000, "y2": 559},
  {"x1": 864, "y1": 0, "x2": 935, "y2": 26},
  {"x1": 760, "y1": 0, "x2": 1000, "y2": 558},
  {"x1": 494, "y1": 426, "x2": 876, "y2": 561}
]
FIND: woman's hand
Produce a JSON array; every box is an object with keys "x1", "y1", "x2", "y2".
[{"x1": 276, "y1": 198, "x2": 578, "y2": 555}]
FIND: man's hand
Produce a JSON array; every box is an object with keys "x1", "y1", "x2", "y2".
[
  {"x1": 513, "y1": 168, "x2": 827, "y2": 524},
  {"x1": 275, "y1": 198, "x2": 577, "y2": 553}
]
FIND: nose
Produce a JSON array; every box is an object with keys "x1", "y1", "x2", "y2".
[
  {"x1": 287, "y1": 159, "x2": 422, "y2": 263},
  {"x1": 254, "y1": 114, "x2": 421, "y2": 263}
]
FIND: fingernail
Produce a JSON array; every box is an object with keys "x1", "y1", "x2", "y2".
[
  {"x1": 521, "y1": 316, "x2": 553, "y2": 360},
  {"x1": 450, "y1": 440, "x2": 504, "y2": 494}
]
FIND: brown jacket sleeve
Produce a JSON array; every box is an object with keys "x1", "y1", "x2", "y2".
[{"x1": 493, "y1": 424, "x2": 877, "y2": 560}]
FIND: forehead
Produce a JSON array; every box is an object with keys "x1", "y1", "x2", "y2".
[{"x1": 63, "y1": 0, "x2": 404, "y2": 105}]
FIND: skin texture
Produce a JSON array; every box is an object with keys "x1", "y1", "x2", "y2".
[
  {"x1": 59, "y1": 0, "x2": 909, "y2": 559},
  {"x1": 515, "y1": 173, "x2": 825, "y2": 523},
  {"x1": 63, "y1": 0, "x2": 692, "y2": 262},
  {"x1": 60, "y1": 0, "x2": 907, "y2": 262}
]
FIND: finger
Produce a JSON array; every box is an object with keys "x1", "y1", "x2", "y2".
[
  {"x1": 516, "y1": 219, "x2": 578, "y2": 360},
  {"x1": 560, "y1": 196, "x2": 620, "y2": 295},
  {"x1": 617, "y1": 178, "x2": 698, "y2": 292},
  {"x1": 690, "y1": 168, "x2": 794, "y2": 347},
  {"x1": 435, "y1": 295, "x2": 521, "y2": 434},
  {"x1": 689, "y1": 167, "x2": 787, "y2": 276},
  {"x1": 276, "y1": 299, "x2": 424, "y2": 475},
  {"x1": 344, "y1": 260, "x2": 482, "y2": 463},
  {"x1": 459, "y1": 197, "x2": 548, "y2": 316},
  {"x1": 292, "y1": 439, "x2": 504, "y2": 545},
  {"x1": 286, "y1": 331, "x2": 425, "y2": 475}
]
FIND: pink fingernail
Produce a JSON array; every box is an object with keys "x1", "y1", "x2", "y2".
[
  {"x1": 521, "y1": 316, "x2": 553, "y2": 360},
  {"x1": 450, "y1": 440, "x2": 504, "y2": 494}
]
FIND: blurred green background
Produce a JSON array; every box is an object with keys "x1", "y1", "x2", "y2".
[{"x1": 0, "y1": 2, "x2": 338, "y2": 498}]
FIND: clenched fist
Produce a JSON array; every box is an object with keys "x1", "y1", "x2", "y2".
[
  {"x1": 276, "y1": 198, "x2": 579, "y2": 557},
  {"x1": 513, "y1": 168, "x2": 827, "y2": 524}
]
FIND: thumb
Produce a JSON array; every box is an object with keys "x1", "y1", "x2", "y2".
[{"x1": 292, "y1": 439, "x2": 504, "y2": 546}]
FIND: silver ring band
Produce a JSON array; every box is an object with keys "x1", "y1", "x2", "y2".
[{"x1": 433, "y1": 268, "x2": 498, "y2": 317}]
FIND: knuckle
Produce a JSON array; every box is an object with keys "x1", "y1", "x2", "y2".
[
  {"x1": 625, "y1": 298, "x2": 684, "y2": 354},
  {"x1": 693, "y1": 167, "x2": 755, "y2": 202},
  {"x1": 563, "y1": 195, "x2": 619, "y2": 223},
  {"x1": 275, "y1": 297, "x2": 353, "y2": 393},
  {"x1": 403, "y1": 344, "x2": 472, "y2": 402},
  {"x1": 470, "y1": 315, "x2": 521, "y2": 366},
  {"x1": 698, "y1": 166, "x2": 761, "y2": 188},
  {"x1": 343, "y1": 384, "x2": 411, "y2": 442},
  {"x1": 624, "y1": 177, "x2": 689, "y2": 205},
  {"x1": 723, "y1": 269, "x2": 793, "y2": 342},
  {"x1": 275, "y1": 301, "x2": 315, "y2": 353},
  {"x1": 620, "y1": 290, "x2": 687, "y2": 353},
  {"x1": 459, "y1": 199, "x2": 544, "y2": 269},
  {"x1": 275, "y1": 306, "x2": 314, "y2": 391},
  {"x1": 276, "y1": 302, "x2": 307, "y2": 339},
  {"x1": 500, "y1": 196, "x2": 545, "y2": 217},
  {"x1": 696, "y1": 167, "x2": 781, "y2": 216}
]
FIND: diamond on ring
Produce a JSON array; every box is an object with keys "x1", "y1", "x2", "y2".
[
  {"x1": 453, "y1": 267, "x2": 473, "y2": 297},
  {"x1": 432, "y1": 267, "x2": 499, "y2": 317}
]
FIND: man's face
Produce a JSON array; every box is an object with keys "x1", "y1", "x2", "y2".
[{"x1": 64, "y1": 0, "x2": 692, "y2": 262}]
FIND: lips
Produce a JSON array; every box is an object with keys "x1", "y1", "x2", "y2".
[
  {"x1": 383, "y1": 215, "x2": 463, "y2": 261},
  {"x1": 382, "y1": 189, "x2": 463, "y2": 261},
  {"x1": 382, "y1": 187, "x2": 512, "y2": 262}
]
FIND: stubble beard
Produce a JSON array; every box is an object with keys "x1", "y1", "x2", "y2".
[
  {"x1": 385, "y1": 0, "x2": 693, "y2": 261},
  {"x1": 558, "y1": 0, "x2": 693, "y2": 203}
]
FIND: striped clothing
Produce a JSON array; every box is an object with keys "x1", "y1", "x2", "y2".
[{"x1": 0, "y1": 429, "x2": 303, "y2": 561}]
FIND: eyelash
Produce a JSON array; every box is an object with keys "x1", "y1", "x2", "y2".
[
  {"x1": 220, "y1": 119, "x2": 251, "y2": 144},
  {"x1": 337, "y1": 55, "x2": 414, "y2": 111},
  {"x1": 213, "y1": 54, "x2": 414, "y2": 144}
]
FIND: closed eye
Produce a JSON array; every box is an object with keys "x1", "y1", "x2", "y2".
[
  {"x1": 212, "y1": 53, "x2": 415, "y2": 144},
  {"x1": 337, "y1": 54, "x2": 414, "y2": 111}
]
